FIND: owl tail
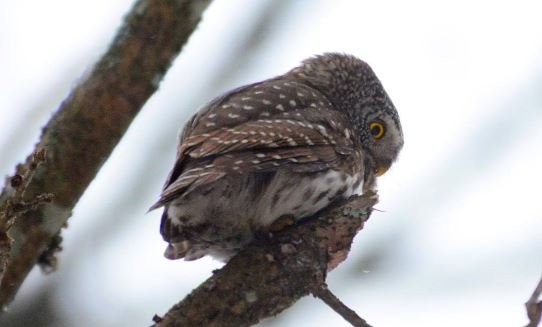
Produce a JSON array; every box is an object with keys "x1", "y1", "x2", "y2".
[
  {"x1": 164, "y1": 241, "x2": 189, "y2": 259},
  {"x1": 160, "y1": 210, "x2": 207, "y2": 261},
  {"x1": 164, "y1": 241, "x2": 207, "y2": 261}
]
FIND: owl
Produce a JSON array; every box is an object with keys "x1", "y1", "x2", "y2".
[{"x1": 150, "y1": 53, "x2": 403, "y2": 261}]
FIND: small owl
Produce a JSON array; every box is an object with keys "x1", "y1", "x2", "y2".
[{"x1": 150, "y1": 53, "x2": 403, "y2": 261}]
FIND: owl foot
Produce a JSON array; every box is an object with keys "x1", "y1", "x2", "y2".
[{"x1": 268, "y1": 215, "x2": 296, "y2": 233}]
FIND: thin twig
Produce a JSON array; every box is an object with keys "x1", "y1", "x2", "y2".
[
  {"x1": 313, "y1": 283, "x2": 372, "y2": 327},
  {"x1": 525, "y1": 272, "x2": 542, "y2": 327},
  {"x1": 0, "y1": 148, "x2": 49, "y2": 282}
]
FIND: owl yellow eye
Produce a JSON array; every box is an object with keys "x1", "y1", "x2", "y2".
[{"x1": 369, "y1": 122, "x2": 385, "y2": 139}]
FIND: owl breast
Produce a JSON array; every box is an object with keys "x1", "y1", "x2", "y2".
[
  {"x1": 164, "y1": 169, "x2": 364, "y2": 260},
  {"x1": 255, "y1": 170, "x2": 363, "y2": 226}
]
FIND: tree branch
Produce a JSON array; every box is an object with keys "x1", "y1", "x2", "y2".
[
  {"x1": 525, "y1": 273, "x2": 542, "y2": 327},
  {"x1": 313, "y1": 283, "x2": 372, "y2": 327},
  {"x1": 0, "y1": 0, "x2": 212, "y2": 308},
  {"x1": 153, "y1": 192, "x2": 378, "y2": 327}
]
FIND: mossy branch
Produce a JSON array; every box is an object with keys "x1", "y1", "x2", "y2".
[{"x1": 0, "y1": 0, "x2": 212, "y2": 308}]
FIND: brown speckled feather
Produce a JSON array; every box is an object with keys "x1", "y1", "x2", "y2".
[{"x1": 151, "y1": 80, "x2": 359, "y2": 209}]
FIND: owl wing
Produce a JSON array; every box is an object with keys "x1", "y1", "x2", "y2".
[
  {"x1": 150, "y1": 80, "x2": 359, "y2": 209},
  {"x1": 156, "y1": 81, "x2": 265, "y2": 192}
]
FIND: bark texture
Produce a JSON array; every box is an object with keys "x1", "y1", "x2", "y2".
[
  {"x1": 0, "y1": 0, "x2": 212, "y2": 307},
  {"x1": 525, "y1": 273, "x2": 542, "y2": 327},
  {"x1": 153, "y1": 192, "x2": 378, "y2": 327}
]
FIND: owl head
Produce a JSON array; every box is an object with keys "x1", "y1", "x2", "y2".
[{"x1": 290, "y1": 53, "x2": 404, "y2": 177}]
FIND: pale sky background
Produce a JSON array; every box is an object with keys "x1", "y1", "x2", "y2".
[{"x1": 0, "y1": 1, "x2": 541, "y2": 326}]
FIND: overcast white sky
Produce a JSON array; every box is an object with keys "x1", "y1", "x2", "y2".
[{"x1": 1, "y1": 1, "x2": 541, "y2": 326}]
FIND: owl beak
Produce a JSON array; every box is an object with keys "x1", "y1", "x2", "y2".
[{"x1": 375, "y1": 162, "x2": 391, "y2": 177}]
